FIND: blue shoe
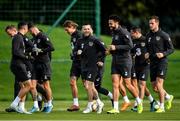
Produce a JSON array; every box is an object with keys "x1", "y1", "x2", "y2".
[
  {"x1": 150, "y1": 100, "x2": 156, "y2": 112},
  {"x1": 44, "y1": 105, "x2": 53, "y2": 113},
  {"x1": 30, "y1": 106, "x2": 39, "y2": 113}
]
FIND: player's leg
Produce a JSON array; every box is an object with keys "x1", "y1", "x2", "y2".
[
  {"x1": 119, "y1": 76, "x2": 131, "y2": 111},
  {"x1": 29, "y1": 79, "x2": 39, "y2": 113},
  {"x1": 67, "y1": 61, "x2": 81, "y2": 111},
  {"x1": 83, "y1": 80, "x2": 94, "y2": 113},
  {"x1": 94, "y1": 68, "x2": 113, "y2": 106},
  {"x1": 107, "y1": 74, "x2": 120, "y2": 114}
]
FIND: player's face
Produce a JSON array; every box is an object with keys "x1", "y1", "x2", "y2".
[
  {"x1": 64, "y1": 26, "x2": 75, "y2": 35},
  {"x1": 22, "y1": 25, "x2": 28, "y2": 34},
  {"x1": 108, "y1": 20, "x2": 118, "y2": 30},
  {"x1": 130, "y1": 30, "x2": 138, "y2": 39},
  {"x1": 6, "y1": 28, "x2": 17, "y2": 37},
  {"x1": 82, "y1": 25, "x2": 93, "y2": 37},
  {"x1": 149, "y1": 19, "x2": 159, "y2": 31},
  {"x1": 29, "y1": 28, "x2": 36, "y2": 36}
]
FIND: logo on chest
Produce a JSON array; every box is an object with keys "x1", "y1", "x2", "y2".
[
  {"x1": 37, "y1": 39, "x2": 41, "y2": 43},
  {"x1": 73, "y1": 38, "x2": 76, "y2": 42},
  {"x1": 141, "y1": 42, "x2": 145, "y2": 47},
  {"x1": 88, "y1": 41, "x2": 94, "y2": 46},
  {"x1": 148, "y1": 37, "x2": 151, "y2": 43},
  {"x1": 114, "y1": 35, "x2": 119, "y2": 40},
  {"x1": 156, "y1": 36, "x2": 161, "y2": 41}
]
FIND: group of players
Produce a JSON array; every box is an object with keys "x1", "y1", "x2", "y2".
[
  {"x1": 4, "y1": 14, "x2": 174, "y2": 114},
  {"x1": 5, "y1": 22, "x2": 54, "y2": 114},
  {"x1": 63, "y1": 15, "x2": 174, "y2": 114}
]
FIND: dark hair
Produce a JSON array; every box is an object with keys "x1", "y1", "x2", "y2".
[
  {"x1": 109, "y1": 15, "x2": 121, "y2": 23},
  {"x1": 149, "y1": 15, "x2": 159, "y2": 23},
  {"x1": 28, "y1": 22, "x2": 36, "y2": 29},
  {"x1": 5, "y1": 25, "x2": 16, "y2": 32},
  {"x1": 63, "y1": 20, "x2": 78, "y2": 28},
  {"x1": 131, "y1": 26, "x2": 141, "y2": 33},
  {"x1": 17, "y1": 21, "x2": 28, "y2": 30}
]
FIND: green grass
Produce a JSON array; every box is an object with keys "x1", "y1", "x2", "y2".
[{"x1": 0, "y1": 100, "x2": 180, "y2": 120}]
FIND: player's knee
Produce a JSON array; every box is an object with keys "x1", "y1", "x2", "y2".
[
  {"x1": 153, "y1": 87, "x2": 158, "y2": 92},
  {"x1": 70, "y1": 79, "x2": 76, "y2": 87},
  {"x1": 125, "y1": 81, "x2": 132, "y2": 89}
]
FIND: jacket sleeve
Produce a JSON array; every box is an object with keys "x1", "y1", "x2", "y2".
[
  {"x1": 41, "y1": 35, "x2": 55, "y2": 53},
  {"x1": 95, "y1": 39, "x2": 106, "y2": 62},
  {"x1": 163, "y1": 34, "x2": 174, "y2": 56}
]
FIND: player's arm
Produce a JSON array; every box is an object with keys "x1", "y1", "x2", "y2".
[
  {"x1": 163, "y1": 34, "x2": 174, "y2": 56},
  {"x1": 25, "y1": 38, "x2": 34, "y2": 53},
  {"x1": 74, "y1": 38, "x2": 82, "y2": 55},
  {"x1": 41, "y1": 35, "x2": 55, "y2": 53}
]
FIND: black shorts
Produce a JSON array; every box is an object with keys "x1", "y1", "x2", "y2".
[
  {"x1": 33, "y1": 61, "x2": 51, "y2": 82},
  {"x1": 24, "y1": 60, "x2": 36, "y2": 80},
  {"x1": 70, "y1": 60, "x2": 81, "y2": 78},
  {"x1": 135, "y1": 64, "x2": 149, "y2": 81},
  {"x1": 111, "y1": 61, "x2": 132, "y2": 78},
  {"x1": 10, "y1": 63, "x2": 31, "y2": 82},
  {"x1": 131, "y1": 65, "x2": 137, "y2": 79},
  {"x1": 81, "y1": 68, "x2": 97, "y2": 82},
  {"x1": 150, "y1": 60, "x2": 167, "y2": 82}
]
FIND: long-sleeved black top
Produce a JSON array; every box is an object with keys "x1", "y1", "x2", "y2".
[
  {"x1": 131, "y1": 36, "x2": 149, "y2": 66},
  {"x1": 75, "y1": 35, "x2": 106, "y2": 70},
  {"x1": 32, "y1": 32, "x2": 54, "y2": 62},
  {"x1": 11, "y1": 33, "x2": 27, "y2": 63},
  {"x1": 71, "y1": 30, "x2": 82, "y2": 61},
  {"x1": 110, "y1": 27, "x2": 133, "y2": 63},
  {"x1": 146, "y1": 29, "x2": 174, "y2": 62}
]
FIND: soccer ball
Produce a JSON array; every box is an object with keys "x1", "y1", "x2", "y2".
[
  {"x1": 154, "y1": 101, "x2": 160, "y2": 110},
  {"x1": 92, "y1": 100, "x2": 98, "y2": 112},
  {"x1": 154, "y1": 104, "x2": 160, "y2": 110}
]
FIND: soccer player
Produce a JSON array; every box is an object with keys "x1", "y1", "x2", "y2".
[
  {"x1": 5, "y1": 25, "x2": 20, "y2": 99},
  {"x1": 63, "y1": 20, "x2": 82, "y2": 111},
  {"x1": 28, "y1": 23, "x2": 55, "y2": 113},
  {"x1": 145, "y1": 16, "x2": 174, "y2": 113},
  {"x1": 75, "y1": 24, "x2": 104, "y2": 114},
  {"x1": 6, "y1": 22, "x2": 33, "y2": 114},
  {"x1": 130, "y1": 26, "x2": 156, "y2": 112},
  {"x1": 5, "y1": 25, "x2": 46, "y2": 113},
  {"x1": 5, "y1": 25, "x2": 20, "y2": 112},
  {"x1": 106, "y1": 15, "x2": 142, "y2": 114}
]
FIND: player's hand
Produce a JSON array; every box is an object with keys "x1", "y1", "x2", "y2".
[
  {"x1": 108, "y1": 45, "x2": 116, "y2": 51},
  {"x1": 77, "y1": 50, "x2": 82, "y2": 55},
  {"x1": 144, "y1": 52, "x2": 149, "y2": 59},
  {"x1": 105, "y1": 50, "x2": 111, "y2": 55},
  {"x1": 32, "y1": 47, "x2": 42, "y2": 54},
  {"x1": 156, "y1": 53, "x2": 164, "y2": 58},
  {"x1": 97, "y1": 61, "x2": 104, "y2": 67}
]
